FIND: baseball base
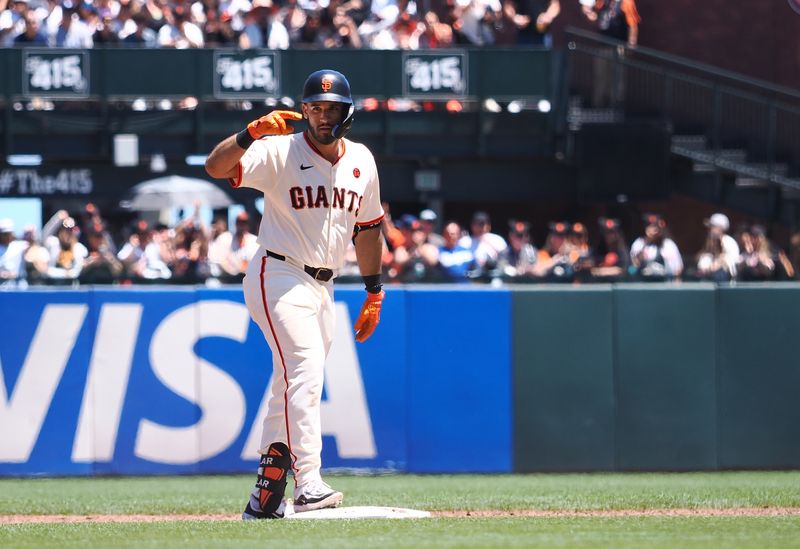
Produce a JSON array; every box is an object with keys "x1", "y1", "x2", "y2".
[{"x1": 285, "y1": 505, "x2": 431, "y2": 520}]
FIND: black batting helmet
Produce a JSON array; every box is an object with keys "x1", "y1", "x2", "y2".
[{"x1": 302, "y1": 69, "x2": 354, "y2": 139}]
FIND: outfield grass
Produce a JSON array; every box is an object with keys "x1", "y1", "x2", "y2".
[
  {"x1": 2, "y1": 516, "x2": 800, "y2": 549},
  {"x1": 1, "y1": 473, "x2": 799, "y2": 548},
  {"x1": 1, "y1": 472, "x2": 799, "y2": 515}
]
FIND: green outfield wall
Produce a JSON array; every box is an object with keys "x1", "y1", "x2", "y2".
[{"x1": 512, "y1": 283, "x2": 800, "y2": 472}]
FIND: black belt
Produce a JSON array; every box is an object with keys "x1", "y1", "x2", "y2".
[{"x1": 266, "y1": 250, "x2": 335, "y2": 282}]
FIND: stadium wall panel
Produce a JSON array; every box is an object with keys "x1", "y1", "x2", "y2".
[
  {"x1": 716, "y1": 285, "x2": 800, "y2": 469},
  {"x1": 2, "y1": 284, "x2": 800, "y2": 476},
  {"x1": 513, "y1": 286, "x2": 615, "y2": 472},
  {"x1": 613, "y1": 284, "x2": 718, "y2": 471}
]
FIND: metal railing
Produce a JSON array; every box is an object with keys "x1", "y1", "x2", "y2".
[{"x1": 564, "y1": 28, "x2": 800, "y2": 192}]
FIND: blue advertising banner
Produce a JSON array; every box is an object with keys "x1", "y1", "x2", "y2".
[
  {"x1": 406, "y1": 288, "x2": 512, "y2": 473},
  {"x1": 0, "y1": 287, "x2": 511, "y2": 476}
]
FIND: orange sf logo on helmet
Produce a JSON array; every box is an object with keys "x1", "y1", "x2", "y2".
[{"x1": 321, "y1": 77, "x2": 333, "y2": 92}]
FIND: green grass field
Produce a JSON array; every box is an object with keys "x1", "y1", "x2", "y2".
[{"x1": 1, "y1": 472, "x2": 799, "y2": 548}]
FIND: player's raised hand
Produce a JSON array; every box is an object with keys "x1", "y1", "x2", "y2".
[
  {"x1": 354, "y1": 290, "x2": 385, "y2": 343},
  {"x1": 247, "y1": 110, "x2": 303, "y2": 139}
]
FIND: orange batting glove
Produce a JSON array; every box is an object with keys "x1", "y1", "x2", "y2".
[
  {"x1": 354, "y1": 290, "x2": 385, "y2": 343},
  {"x1": 247, "y1": 110, "x2": 302, "y2": 138}
]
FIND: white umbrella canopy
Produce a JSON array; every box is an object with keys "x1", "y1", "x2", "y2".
[{"x1": 123, "y1": 175, "x2": 234, "y2": 211}]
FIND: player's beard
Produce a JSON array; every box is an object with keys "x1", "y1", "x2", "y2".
[{"x1": 308, "y1": 124, "x2": 337, "y2": 146}]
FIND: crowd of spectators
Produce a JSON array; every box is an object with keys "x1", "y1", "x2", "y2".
[
  {"x1": 338, "y1": 206, "x2": 799, "y2": 285},
  {"x1": 2, "y1": 202, "x2": 799, "y2": 288},
  {"x1": 0, "y1": 202, "x2": 261, "y2": 287},
  {"x1": 0, "y1": 0, "x2": 565, "y2": 50}
]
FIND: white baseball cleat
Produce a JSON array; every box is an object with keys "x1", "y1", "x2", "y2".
[
  {"x1": 293, "y1": 479, "x2": 343, "y2": 513},
  {"x1": 242, "y1": 494, "x2": 287, "y2": 520}
]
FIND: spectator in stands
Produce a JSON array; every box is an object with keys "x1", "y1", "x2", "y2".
[
  {"x1": 451, "y1": 0, "x2": 501, "y2": 46},
  {"x1": 218, "y1": 0, "x2": 251, "y2": 35},
  {"x1": 497, "y1": 219, "x2": 537, "y2": 280},
  {"x1": 695, "y1": 213, "x2": 739, "y2": 282},
  {"x1": 122, "y1": 12, "x2": 158, "y2": 47},
  {"x1": 79, "y1": 202, "x2": 117, "y2": 255},
  {"x1": 419, "y1": 208, "x2": 444, "y2": 247},
  {"x1": 416, "y1": 10, "x2": 454, "y2": 49},
  {"x1": 14, "y1": 10, "x2": 48, "y2": 44},
  {"x1": 736, "y1": 224, "x2": 795, "y2": 281},
  {"x1": 757, "y1": 225, "x2": 795, "y2": 280},
  {"x1": 323, "y1": 4, "x2": 362, "y2": 48},
  {"x1": 21, "y1": 225, "x2": 50, "y2": 286},
  {"x1": 380, "y1": 11, "x2": 421, "y2": 49},
  {"x1": 158, "y1": 4, "x2": 204, "y2": 48},
  {"x1": 41, "y1": 0, "x2": 66, "y2": 41},
  {"x1": 45, "y1": 216, "x2": 88, "y2": 283},
  {"x1": 203, "y1": 7, "x2": 237, "y2": 46},
  {"x1": 117, "y1": 219, "x2": 172, "y2": 281},
  {"x1": 208, "y1": 211, "x2": 259, "y2": 282},
  {"x1": 93, "y1": 13, "x2": 121, "y2": 44},
  {"x1": 77, "y1": 1, "x2": 100, "y2": 30},
  {"x1": 580, "y1": 0, "x2": 640, "y2": 107},
  {"x1": 239, "y1": 0, "x2": 289, "y2": 49},
  {"x1": 0, "y1": 0, "x2": 29, "y2": 46},
  {"x1": 531, "y1": 221, "x2": 575, "y2": 281},
  {"x1": 0, "y1": 219, "x2": 27, "y2": 288},
  {"x1": 170, "y1": 216, "x2": 210, "y2": 283},
  {"x1": 208, "y1": 216, "x2": 231, "y2": 278},
  {"x1": 437, "y1": 221, "x2": 476, "y2": 282},
  {"x1": 629, "y1": 213, "x2": 682, "y2": 281},
  {"x1": 580, "y1": 0, "x2": 639, "y2": 47},
  {"x1": 569, "y1": 221, "x2": 594, "y2": 279},
  {"x1": 79, "y1": 222, "x2": 124, "y2": 284},
  {"x1": 501, "y1": 0, "x2": 559, "y2": 47},
  {"x1": 390, "y1": 214, "x2": 440, "y2": 282},
  {"x1": 143, "y1": 0, "x2": 169, "y2": 31},
  {"x1": 379, "y1": 202, "x2": 405, "y2": 280},
  {"x1": 279, "y1": 0, "x2": 306, "y2": 43},
  {"x1": 153, "y1": 221, "x2": 178, "y2": 268},
  {"x1": 458, "y1": 211, "x2": 507, "y2": 275},
  {"x1": 357, "y1": 0, "x2": 399, "y2": 44},
  {"x1": 590, "y1": 217, "x2": 629, "y2": 281},
  {"x1": 53, "y1": 0, "x2": 94, "y2": 47},
  {"x1": 94, "y1": 0, "x2": 119, "y2": 21},
  {"x1": 296, "y1": 8, "x2": 325, "y2": 46}
]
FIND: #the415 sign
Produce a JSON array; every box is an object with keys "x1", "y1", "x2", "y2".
[
  {"x1": 23, "y1": 50, "x2": 89, "y2": 98},
  {"x1": 213, "y1": 51, "x2": 280, "y2": 98},
  {"x1": 402, "y1": 51, "x2": 468, "y2": 99}
]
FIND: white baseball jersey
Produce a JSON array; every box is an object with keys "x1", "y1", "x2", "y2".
[
  {"x1": 234, "y1": 129, "x2": 383, "y2": 491},
  {"x1": 231, "y1": 132, "x2": 384, "y2": 269}
]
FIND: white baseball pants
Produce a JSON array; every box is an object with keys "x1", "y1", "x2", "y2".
[{"x1": 243, "y1": 248, "x2": 335, "y2": 487}]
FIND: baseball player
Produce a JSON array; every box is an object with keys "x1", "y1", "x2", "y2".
[{"x1": 205, "y1": 69, "x2": 385, "y2": 519}]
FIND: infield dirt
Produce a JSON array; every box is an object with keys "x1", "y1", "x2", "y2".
[{"x1": 2, "y1": 507, "x2": 800, "y2": 524}]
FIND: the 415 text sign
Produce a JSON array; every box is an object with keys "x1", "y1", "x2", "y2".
[
  {"x1": 23, "y1": 51, "x2": 89, "y2": 98},
  {"x1": 403, "y1": 52, "x2": 468, "y2": 98},
  {"x1": 214, "y1": 52, "x2": 280, "y2": 98}
]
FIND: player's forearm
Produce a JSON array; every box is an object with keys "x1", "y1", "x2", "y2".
[
  {"x1": 205, "y1": 134, "x2": 246, "y2": 180},
  {"x1": 354, "y1": 225, "x2": 383, "y2": 277}
]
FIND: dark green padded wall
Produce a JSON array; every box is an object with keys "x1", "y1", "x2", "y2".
[
  {"x1": 513, "y1": 286, "x2": 615, "y2": 471},
  {"x1": 613, "y1": 284, "x2": 718, "y2": 470},
  {"x1": 716, "y1": 284, "x2": 800, "y2": 468}
]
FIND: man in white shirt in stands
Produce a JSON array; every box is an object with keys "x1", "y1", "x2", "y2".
[{"x1": 458, "y1": 211, "x2": 508, "y2": 271}]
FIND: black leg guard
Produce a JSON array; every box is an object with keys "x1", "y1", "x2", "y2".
[{"x1": 242, "y1": 442, "x2": 292, "y2": 519}]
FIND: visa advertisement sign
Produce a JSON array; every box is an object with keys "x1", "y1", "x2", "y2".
[{"x1": 0, "y1": 287, "x2": 511, "y2": 476}]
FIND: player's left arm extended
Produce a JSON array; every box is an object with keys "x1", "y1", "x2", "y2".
[{"x1": 353, "y1": 223, "x2": 384, "y2": 343}]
